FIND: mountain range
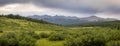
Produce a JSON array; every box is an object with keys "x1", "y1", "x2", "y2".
[{"x1": 28, "y1": 15, "x2": 118, "y2": 25}]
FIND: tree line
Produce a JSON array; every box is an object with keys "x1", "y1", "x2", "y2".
[{"x1": 79, "y1": 21, "x2": 120, "y2": 30}]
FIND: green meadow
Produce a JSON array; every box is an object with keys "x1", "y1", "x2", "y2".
[{"x1": 0, "y1": 15, "x2": 120, "y2": 46}]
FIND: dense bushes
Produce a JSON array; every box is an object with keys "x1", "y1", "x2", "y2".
[
  {"x1": 39, "y1": 32, "x2": 49, "y2": 38},
  {"x1": 27, "y1": 31, "x2": 40, "y2": 39},
  {"x1": 64, "y1": 28, "x2": 120, "y2": 46},
  {"x1": 0, "y1": 31, "x2": 37, "y2": 46},
  {"x1": 106, "y1": 41, "x2": 120, "y2": 46},
  {"x1": 64, "y1": 35, "x2": 106, "y2": 46},
  {"x1": 0, "y1": 27, "x2": 119, "y2": 46},
  {"x1": 48, "y1": 32, "x2": 65, "y2": 41}
]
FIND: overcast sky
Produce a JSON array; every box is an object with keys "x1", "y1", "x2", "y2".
[{"x1": 0, "y1": 0, "x2": 120, "y2": 19}]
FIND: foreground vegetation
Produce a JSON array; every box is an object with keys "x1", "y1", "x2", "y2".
[
  {"x1": 0, "y1": 14, "x2": 120, "y2": 46},
  {"x1": 0, "y1": 27, "x2": 120, "y2": 46}
]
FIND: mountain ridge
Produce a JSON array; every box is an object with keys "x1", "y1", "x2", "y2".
[{"x1": 28, "y1": 15, "x2": 118, "y2": 25}]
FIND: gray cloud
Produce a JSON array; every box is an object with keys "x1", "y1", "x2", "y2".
[
  {"x1": 32, "y1": 0, "x2": 100, "y2": 14},
  {"x1": 1, "y1": 0, "x2": 120, "y2": 14},
  {"x1": 0, "y1": 0, "x2": 30, "y2": 6},
  {"x1": 34, "y1": 0, "x2": 120, "y2": 14}
]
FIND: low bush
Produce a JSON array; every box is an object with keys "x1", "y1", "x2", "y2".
[
  {"x1": 39, "y1": 32, "x2": 49, "y2": 38},
  {"x1": 48, "y1": 33, "x2": 65, "y2": 41},
  {"x1": 64, "y1": 34, "x2": 107, "y2": 46},
  {"x1": 55, "y1": 30, "x2": 64, "y2": 31},
  {"x1": 0, "y1": 32, "x2": 37, "y2": 46},
  {"x1": 0, "y1": 30, "x2": 3, "y2": 33},
  {"x1": 106, "y1": 41, "x2": 120, "y2": 46},
  {"x1": 27, "y1": 31, "x2": 40, "y2": 39}
]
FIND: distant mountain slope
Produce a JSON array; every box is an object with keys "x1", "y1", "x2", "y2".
[
  {"x1": 78, "y1": 21, "x2": 120, "y2": 30},
  {"x1": 28, "y1": 15, "x2": 118, "y2": 25},
  {"x1": 0, "y1": 15, "x2": 65, "y2": 31},
  {"x1": 80, "y1": 16, "x2": 117, "y2": 22}
]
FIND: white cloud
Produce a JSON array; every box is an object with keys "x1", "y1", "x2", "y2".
[
  {"x1": 0, "y1": 3, "x2": 50, "y2": 12},
  {"x1": 95, "y1": 12, "x2": 120, "y2": 19},
  {"x1": 0, "y1": 3, "x2": 88, "y2": 17}
]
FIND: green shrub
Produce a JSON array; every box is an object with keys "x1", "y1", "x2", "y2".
[
  {"x1": 39, "y1": 32, "x2": 49, "y2": 38},
  {"x1": 106, "y1": 41, "x2": 120, "y2": 46},
  {"x1": 0, "y1": 32, "x2": 37, "y2": 46},
  {"x1": 48, "y1": 33, "x2": 65, "y2": 41},
  {"x1": 32, "y1": 34, "x2": 40, "y2": 39},
  {"x1": 0, "y1": 30, "x2": 3, "y2": 33},
  {"x1": 64, "y1": 34, "x2": 106, "y2": 46},
  {"x1": 109, "y1": 32, "x2": 120, "y2": 41},
  {"x1": 27, "y1": 31, "x2": 40, "y2": 39},
  {"x1": 55, "y1": 30, "x2": 64, "y2": 31}
]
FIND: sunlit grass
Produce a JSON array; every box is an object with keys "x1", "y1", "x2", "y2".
[{"x1": 35, "y1": 39, "x2": 64, "y2": 46}]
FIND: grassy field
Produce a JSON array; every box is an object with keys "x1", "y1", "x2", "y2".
[
  {"x1": 35, "y1": 39, "x2": 64, "y2": 46},
  {"x1": 0, "y1": 17, "x2": 66, "y2": 31}
]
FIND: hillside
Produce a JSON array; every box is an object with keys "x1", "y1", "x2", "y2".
[
  {"x1": 0, "y1": 14, "x2": 65, "y2": 31},
  {"x1": 0, "y1": 14, "x2": 120, "y2": 46},
  {"x1": 0, "y1": 14, "x2": 68, "y2": 46},
  {"x1": 78, "y1": 21, "x2": 120, "y2": 30}
]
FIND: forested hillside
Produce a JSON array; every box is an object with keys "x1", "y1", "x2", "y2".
[{"x1": 78, "y1": 21, "x2": 120, "y2": 30}]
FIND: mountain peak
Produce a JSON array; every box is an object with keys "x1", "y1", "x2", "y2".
[
  {"x1": 89, "y1": 16, "x2": 98, "y2": 18},
  {"x1": 87, "y1": 16, "x2": 101, "y2": 19}
]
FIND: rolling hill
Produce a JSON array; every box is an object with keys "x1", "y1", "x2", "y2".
[
  {"x1": 0, "y1": 14, "x2": 120, "y2": 46},
  {"x1": 0, "y1": 14, "x2": 65, "y2": 31}
]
